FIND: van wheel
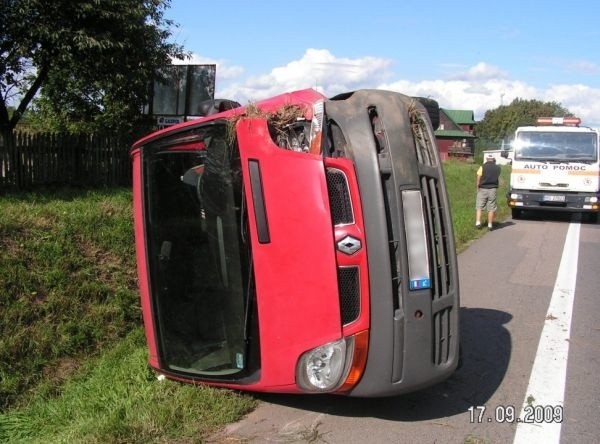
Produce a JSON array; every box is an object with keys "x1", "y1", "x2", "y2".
[
  {"x1": 413, "y1": 97, "x2": 440, "y2": 129},
  {"x1": 512, "y1": 208, "x2": 522, "y2": 219}
]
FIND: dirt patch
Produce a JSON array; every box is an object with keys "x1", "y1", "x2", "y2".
[
  {"x1": 1, "y1": 233, "x2": 25, "y2": 256},
  {"x1": 77, "y1": 235, "x2": 136, "y2": 288},
  {"x1": 99, "y1": 201, "x2": 131, "y2": 218},
  {"x1": 42, "y1": 356, "x2": 81, "y2": 385}
]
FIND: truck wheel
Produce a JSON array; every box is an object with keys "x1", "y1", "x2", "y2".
[
  {"x1": 586, "y1": 212, "x2": 598, "y2": 224},
  {"x1": 511, "y1": 208, "x2": 522, "y2": 219}
]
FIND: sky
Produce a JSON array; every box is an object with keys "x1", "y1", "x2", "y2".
[{"x1": 165, "y1": 0, "x2": 600, "y2": 127}]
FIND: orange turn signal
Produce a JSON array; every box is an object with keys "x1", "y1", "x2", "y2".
[{"x1": 337, "y1": 330, "x2": 369, "y2": 392}]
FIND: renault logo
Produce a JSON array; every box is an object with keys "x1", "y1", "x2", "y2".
[{"x1": 337, "y1": 235, "x2": 362, "y2": 255}]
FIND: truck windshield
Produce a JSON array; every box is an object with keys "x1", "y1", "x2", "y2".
[
  {"x1": 514, "y1": 131, "x2": 598, "y2": 162},
  {"x1": 142, "y1": 124, "x2": 252, "y2": 377}
]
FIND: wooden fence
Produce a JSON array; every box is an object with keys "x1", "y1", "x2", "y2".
[{"x1": 0, "y1": 132, "x2": 133, "y2": 189}]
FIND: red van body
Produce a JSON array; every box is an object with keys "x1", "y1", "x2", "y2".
[{"x1": 131, "y1": 89, "x2": 460, "y2": 396}]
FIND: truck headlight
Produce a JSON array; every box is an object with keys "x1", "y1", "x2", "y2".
[
  {"x1": 296, "y1": 338, "x2": 350, "y2": 392},
  {"x1": 510, "y1": 193, "x2": 522, "y2": 200},
  {"x1": 585, "y1": 196, "x2": 598, "y2": 203}
]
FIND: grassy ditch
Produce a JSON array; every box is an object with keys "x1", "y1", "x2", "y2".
[
  {"x1": 0, "y1": 161, "x2": 510, "y2": 442},
  {"x1": 0, "y1": 187, "x2": 138, "y2": 409},
  {"x1": 0, "y1": 187, "x2": 257, "y2": 442}
]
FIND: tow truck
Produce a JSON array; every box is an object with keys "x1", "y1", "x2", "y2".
[{"x1": 504, "y1": 117, "x2": 599, "y2": 222}]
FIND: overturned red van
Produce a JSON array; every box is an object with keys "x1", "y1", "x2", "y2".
[{"x1": 131, "y1": 89, "x2": 460, "y2": 396}]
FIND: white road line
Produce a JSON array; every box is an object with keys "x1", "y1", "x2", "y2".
[{"x1": 513, "y1": 222, "x2": 580, "y2": 444}]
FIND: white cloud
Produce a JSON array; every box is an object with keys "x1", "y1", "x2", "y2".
[
  {"x1": 376, "y1": 77, "x2": 539, "y2": 122},
  {"x1": 449, "y1": 62, "x2": 509, "y2": 81},
  {"x1": 542, "y1": 83, "x2": 600, "y2": 128},
  {"x1": 378, "y1": 64, "x2": 600, "y2": 127},
  {"x1": 566, "y1": 60, "x2": 600, "y2": 75},
  {"x1": 219, "y1": 49, "x2": 393, "y2": 103},
  {"x1": 187, "y1": 50, "x2": 600, "y2": 128}
]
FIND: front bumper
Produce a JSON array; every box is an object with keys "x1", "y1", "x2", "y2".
[
  {"x1": 507, "y1": 189, "x2": 600, "y2": 213},
  {"x1": 325, "y1": 90, "x2": 460, "y2": 397}
]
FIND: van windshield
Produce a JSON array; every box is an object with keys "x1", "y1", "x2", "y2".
[
  {"x1": 142, "y1": 124, "x2": 253, "y2": 377},
  {"x1": 514, "y1": 131, "x2": 598, "y2": 162}
]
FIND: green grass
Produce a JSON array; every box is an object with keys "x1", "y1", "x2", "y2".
[
  {"x1": 443, "y1": 160, "x2": 511, "y2": 251},
  {"x1": 0, "y1": 329, "x2": 256, "y2": 443},
  {"x1": 0, "y1": 187, "x2": 257, "y2": 442},
  {"x1": 0, "y1": 187, "x2": 139, "y2": 410},
  {"x1": 0, "y1": 162, "x2": 509, "y2": 442}
]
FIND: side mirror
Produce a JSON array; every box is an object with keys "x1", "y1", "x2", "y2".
[{"x1": 500, "y1": 150, "x2": 509, "y2": 158}]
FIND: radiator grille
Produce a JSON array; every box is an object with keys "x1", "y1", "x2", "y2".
[
  {"x1": 420, "y1": 175, "x2": 454, "y2": 365},
  {"x1": 420, "y1": 175, "x2": 452, "y2": 298},
  {"x1": 412, "y1": 107, "x2": 455, "y2": 366},
  {"x1": 433, "y1": 307, "x2": 453, "y2": 365},
  {"x1": 337, "y1": 266, "x2": 360, "y2": 325},
  {"x1": 326, "y1": 168, "x2": 353, "y2": 225}
]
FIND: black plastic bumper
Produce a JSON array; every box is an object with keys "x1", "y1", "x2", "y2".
[
  {"x1": 325, "y1": 90, "x2": 460, "y2": 397},
  {"x1": 507, "y1": 189, "x2": 600, "y2": 213}
]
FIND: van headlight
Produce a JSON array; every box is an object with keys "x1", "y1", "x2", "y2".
[{"x1": 296, "y1": 338, "x2": 351, "y2": 392}]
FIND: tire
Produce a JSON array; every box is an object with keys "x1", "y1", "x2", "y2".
[
  {"x1": 413, "y1": 96, "x2": 440, "y2": 130},
  {"x1": 511, "y1": 208, "x2": 522, "y2": 219},
  {"x1": 196, "y1": 99, "x2": 241, "y2": 116},
  {"x1": 585, "y1": 212, "x2": 598, "y2": 224}
]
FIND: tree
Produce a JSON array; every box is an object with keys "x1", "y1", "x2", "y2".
[
  {"x1": 0, "y1": 0, "x2": 186, "y2": 144},
  {"x1": 477, "y1": 98, "x2": 571, "y2": 145}
]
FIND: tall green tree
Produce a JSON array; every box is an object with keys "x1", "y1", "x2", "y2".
[
  {"x1": 477, "y1": 98, "x2": 571, "y2": 145},
  {"x1": 0, "y1": 0, "x2": 186, "y2": 143}
]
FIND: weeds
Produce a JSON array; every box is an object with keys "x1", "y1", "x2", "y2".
[
  {"x1": 443, "y1": 160, "x2": 511, "y2": 251},
  {"x1": 0, "y1": 187, "x2": 139, "y2": 410}
]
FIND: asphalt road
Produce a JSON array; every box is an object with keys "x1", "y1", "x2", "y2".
[{"x1": 209, "y1": 211, "x2": 600, "y2": 444}]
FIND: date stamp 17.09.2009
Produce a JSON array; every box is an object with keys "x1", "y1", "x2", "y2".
[{"x1": 468, "y1": 405, "x2": 563, "y2": 424}]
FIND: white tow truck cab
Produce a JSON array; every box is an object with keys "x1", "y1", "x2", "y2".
[{"x1": 504, "y1": 117, "x2": 599, "y2": 223}]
